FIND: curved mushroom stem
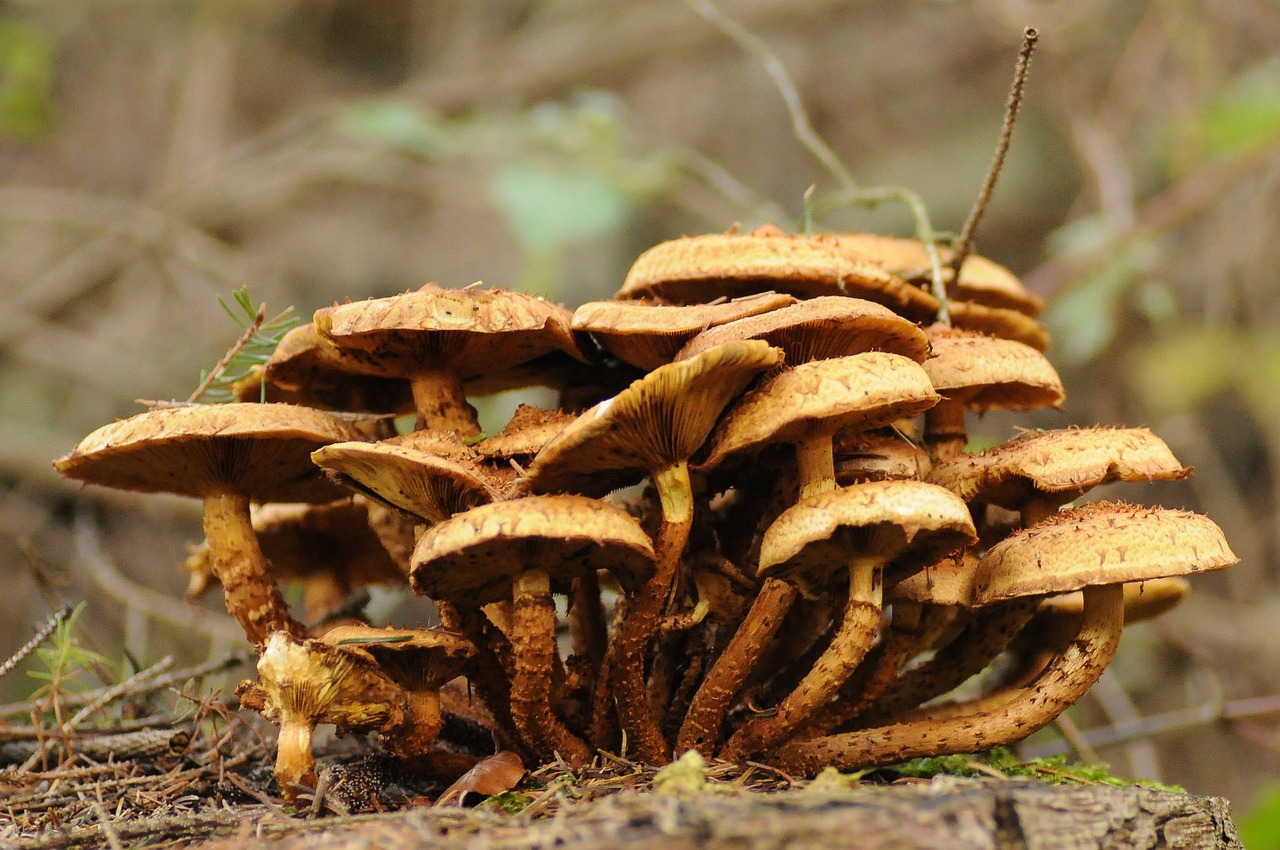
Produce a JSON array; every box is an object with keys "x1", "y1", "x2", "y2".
[
  {"x1": 203, "y1": 492, "x2": 305, "y2": 646},
  {"x1": 410, "y1": 367, "x2": 481, "y2": 438},
  {"x1": 721, "y1": 562, "x2": 883, "y2": 762},
  {"x1": 274, "y1": 719, "x2": 318, "y2": 793},
  {"x1": 510, "y1": 569, "x2": 591, "y2": 766},
  {"x1": 612, "y1": 460, "x2": 694, "y2": 764},
  {"x1": 851, "y1": 597, "x2": 1040, "y2": 728},
  {"x1": 676, "y1": 577, "x2": 799, "y2": 756},
  {"x1": 772, "y1": 583, "x2": 1124, "y2": 775}
]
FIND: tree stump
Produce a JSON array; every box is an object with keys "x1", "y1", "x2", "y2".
[{"x1": 198, "y1": 778, "x2": 1241, "y2": 850}]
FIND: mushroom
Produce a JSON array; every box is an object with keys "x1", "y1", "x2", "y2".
[
  {"x1": 313, "y1": 284, "x2": 588, "y2": 437},
  {"x1": 928, "y1": 425, "x2": 1192, "y2": 526},
  {"x1": 573, "y1": 292, "x2": 796, "y2": 371},
  {"x1": 920, "y1": 326, "x2": 1064, "y2": 462},
  {"x1": 238, "y1": 626, "x2": 473, "y2": 793},
  {"x1": 519, "y1": 339, "x2": 782, "y2": 763},
  {"x1": 410, "y1": 494, "x2": 655, "y2": 766},
  {"x1": 676, "y1": 354, "x2": 941, "y2": 755},
  {"x1": 54, "y1": 403, "x2": 365, "y2": 646},
  {"x1": 673, "y1": 295, "x2": 931, "y2": 366},
  {"x1": 834, "y1": 232, "x2": 1044, "y2": 317},
  {"x1": 311, "y1": 430, "x2": 500, "y2": 524},
  {"x1": 616, "y1": 224, "x2": 939, "y2": 320},
  {"x1": 771, "y1": 501, "x2": 1237, "y2": 775},
  {"x1": 719, "y1": 480, "x2": 976, "y2": 762}
]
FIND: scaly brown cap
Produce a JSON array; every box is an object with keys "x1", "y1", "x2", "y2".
[
  {"x1": 972, "y1": 501, "x2": 1237, "y2": 604},
  {"x1": 675, "y1": 295, "x2": 930, "y2": 365},
  {"x1": 948, "y1": 301, "x2": 1050, "y2": 352},
  {"x1": 313, "y1": 284, "x2": 587, "y2": 380},
  {"x1": 835, "y1": 233, "x2": 1043, "y2": 316},
  {"x1": 923, "y1": 325, "x2": 1064, "y2": 411},
  {"x1": 263, "y1": 323, "x2": 415, "y2": 414},
  {"x1": 618, "y1": 225, "x2": 938, "y2": 320},
  {"x1": 758, "y1": 480, "x2": 977, "y2": 599},
  {"x1": 410, "y1": 494, "x2": 655, "y2": 607},
  {"x1": 928, "y1": 426, "x2": 1192, "y2": 510},
  {"x1": 573, "y1": 292, "x2": 795, "y2": 371},
  {"x1": 55, "y1": 403, "x2": 363, "y2": 503},
  {"x1": 699, "y1": 352, "x2": 940, "y2": 470}
]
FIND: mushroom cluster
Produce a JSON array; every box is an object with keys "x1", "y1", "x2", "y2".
[{"x1": 55, "y1": 225, "x2": 1237, "y2": 789}]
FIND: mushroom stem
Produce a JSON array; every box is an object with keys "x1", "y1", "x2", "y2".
[
  {"x1": 611, "y1": 459, "x2": 694, "y2": 764},
  {"x1": 795, "y1": 436, "x2": 837, "y2": 500},
  {"x1": 203, "y1": 492, "x2": 305, "y2": 646},
  {"x1": 274, "y1": 719, "x2": 318, "y2": 791},
  {"x1": 410, "y1": 367, "x2": 481, "y2": 437},
  {"x1": 386, "y1": 688, "x2": 445, "y2": 757},
  {"x1": 568, "y1": 569, "x2": 608, "y2": 679},
  {"x1": 923, "y1": 399, "x2": 967, "y2": 461},
  {"x1": 771, "y1": 583, "x2": 1124, "y2": 775},
  {"x1": 510, "y1": 569, "x2": 591, "y2": 765},
  {"x1": 852, "y1": 597, "x2": 1040, "y2": 728},
  {"x1": 676, "y1": 577, "x2": 798, "y2": 756},
  {"x1": 721, "y1": 561, "x2": 883, "y2": 761}
]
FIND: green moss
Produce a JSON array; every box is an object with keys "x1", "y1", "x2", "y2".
[{"x1": 890, "y1": 747, "x2": 1185, "y2": 792}]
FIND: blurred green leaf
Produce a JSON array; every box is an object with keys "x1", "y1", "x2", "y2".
[
  {"x1": 0, "y1": 20, "x2": 56, "y2": 140},
  {"x1": 491, "y1": 162, "x2": 628, "y2": 254},
  {"x1": 1192, "y1": 58, "x2": 1280, "y2": 159},
  {"x1": 1239, "y1": 781, "x2": 1280, "y2": 850},
  {"x1": 1128, "y1": 326, "x2": 1238, "y2": 415},
  {"x1": 1042, "y1": 247, "x2": 1143, "y2": 367},
  {"x1": 335, "y1": 98, "x2": 456, "y2": 159}
]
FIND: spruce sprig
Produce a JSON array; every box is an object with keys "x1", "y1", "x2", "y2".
[{"x1": 189, "y1": 287, "x2": 299, "y2": 404}]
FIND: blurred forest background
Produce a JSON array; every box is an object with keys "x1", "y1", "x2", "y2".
[{"x1": 1, "y1": 0, "x2": 1278, "y2": 822}]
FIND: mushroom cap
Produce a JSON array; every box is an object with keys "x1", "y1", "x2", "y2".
[
  {"x1": 409, "y1": 494, "x2": 656, "y2": 607},
  {"x1": 758, "y1": 480, "x2": 977, "y2": 599},
  {"x1": 573, "y1": 292, "x2": 796, "y2": 371},
  {"x1": 618, "y1": 225, "x2": 939, "y2": 320},
  {"x1": 313, "y1": 284, "x2": 588, "y2": 380},
  {"x1": 923, "y1": 325, "x2": 1065, "y2": 411},
  {"x1": 927, "y1": 426, "x2": 1192, "y2": 509},
  {"x1": 674, "y1": 296, "x2": 931, "y2": 365},
  {"x1": 520, "y1": 339, "x2": 783, "y2": 498},
  {"x1": 1034, "y1": 575, "x2": 1191, "y2": 638},
  {"x1": 263, "y1": 323, "x2": 416, "y2": 414},
  {"x1": 55, "y1": 403, "x2": 364, "y2": 503},
  {"x1": 948, "y1": 301, "x2": 1050, "y2": 352},
  {"x1": 253, "y1": 631, "x2": 404, "y2": 732},
  {"x1": 833, "y1": 429, "x2": 932, "y2": 485},
  {"x1": 251, "y1": 498, "x2": 408, "y2": 584},
  {"x1": 317, "y1": 624, "x2": 476, "y2": 690},
  {"x1": 473, "y1": 404, "x2": 577, "y2": 460},
  {"x1": 972, "y1": 501, "x2": 1237, "y2": 605},
  {"x1": 835, "y1": 233, "x2": 1043, "y2": 316},
  {"x1": 698, "y1": 352, "x2": 940, "y2": 470},
  {"x1": 888, "y1": 550, "x2": 982, "y2": 607},
  {"x1": 311, "y1": 432, "x2": 498, "y2": 523}
]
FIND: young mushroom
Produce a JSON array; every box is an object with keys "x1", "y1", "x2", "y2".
[
  {"x1": 410, "y1": 494, "x2": 656, "y2": 766},
  {"x1": 239, "y1": 626, "x2": 474, "y2": 794},
  {"x1": 771, "y1": 501, "x2": 1237, "y2": 775},
  {"x1": 55, "y1": 403, "x2": 365, "y2": 646}
]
